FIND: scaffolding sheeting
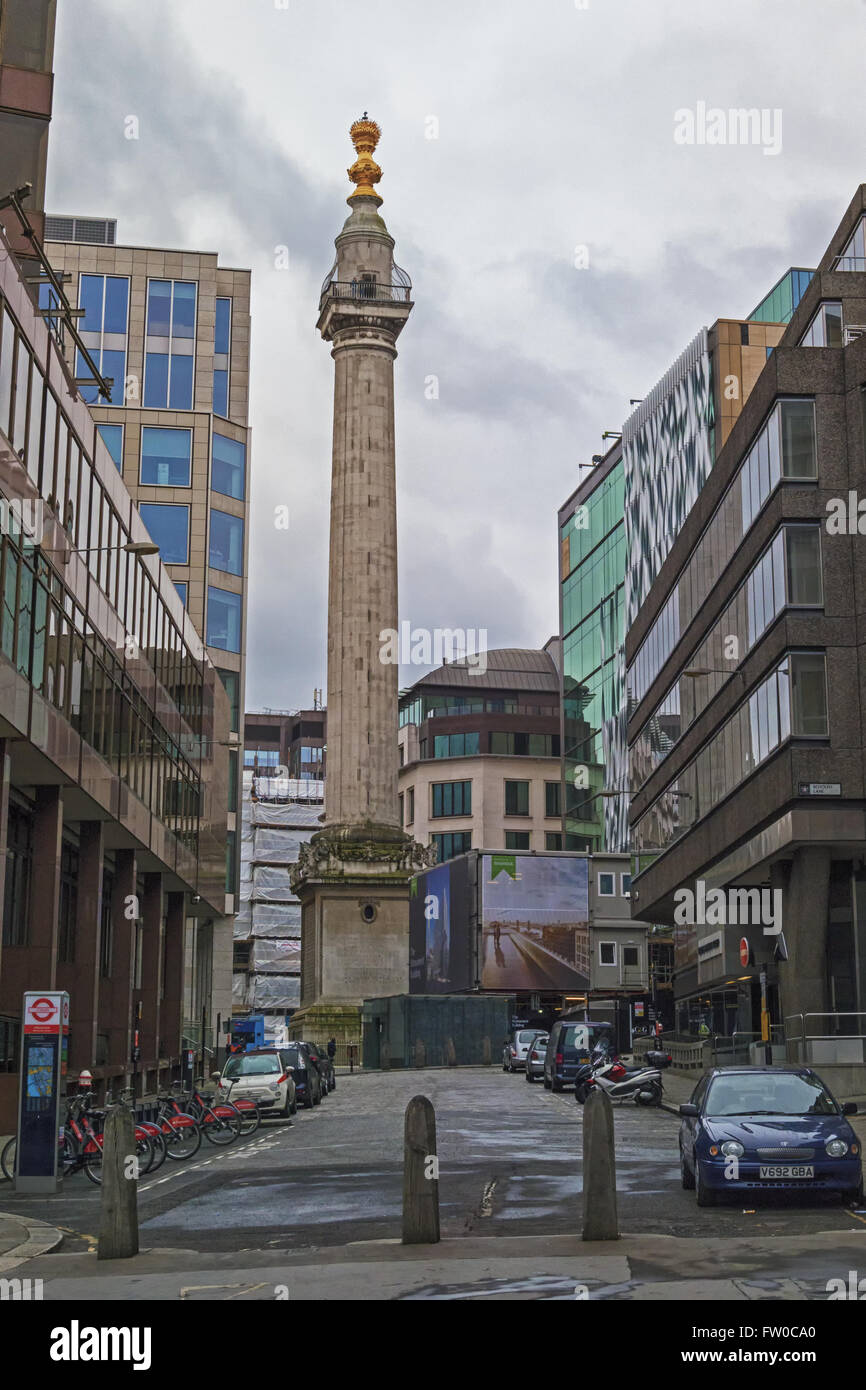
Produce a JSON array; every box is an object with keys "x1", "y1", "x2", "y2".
[
  {"x1": 250, "y1": 938, "x2": 301, "y2": 972},
  {"x1": 234, "y1": 774, "x2": 323, "y2": 1014},
  {"x1": 250, "y1": 974, "x2": 301, "y2": 1009},
  {"x1": 252, "y1": 901, "x2": 302, "y2": 936},
  {"x1": 253, "y1": 827, "x2": 314, "y2": 863},
  {"x1": 251, "y1": 866, "x2": 298, "y2": 902},
  {"x1": 251, "y1": 799, "x2": 323, "y2": 828}
]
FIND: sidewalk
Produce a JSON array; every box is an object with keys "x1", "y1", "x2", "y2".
[
  {"x1": 9, "y1": 1226, "x2": 866, "y2": 1300},
  {"x1": 0, "y1": 1212, "x2": 63, "y2": 1272}
]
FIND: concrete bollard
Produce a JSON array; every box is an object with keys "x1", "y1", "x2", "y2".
[
  {"x1": 581, "y1": 1087, "x2": 619, "y2": 1241},
  {"x1": 481, "y1": 1035, "x2": 492, "y2": 1066},
  {"x1": 98, "y1": 1104, "x2": 139, "y2": 1260},
  {"x1": 402, "y1": 1095, "x2": 440, "y2": 1245},
  {"x1": 381, "y1": 1040, "x2": 391, "y2": 1071},
  {"x1": 444, "y1": 1037, "x2": 457, "y2": 1067},
  {"x1": 414, "y1": 1038, "x2": 426, "y2": 1069}
]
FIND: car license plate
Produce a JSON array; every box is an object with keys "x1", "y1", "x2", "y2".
[{"x1": 758, "y1": 1165, "x2": 814, "y2": 1179}]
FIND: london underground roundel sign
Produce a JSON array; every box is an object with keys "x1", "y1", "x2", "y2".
[
  {"x1": 739, "y1": 938, "x2": 750, "y2": 968},
  {"x1": 30, "y1": 997, "x2": 58, "y2": 1024}
]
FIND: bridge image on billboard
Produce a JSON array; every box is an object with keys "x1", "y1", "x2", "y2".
[{"x1": 481, "y1": 854, "x2": 590, "y2": 991}]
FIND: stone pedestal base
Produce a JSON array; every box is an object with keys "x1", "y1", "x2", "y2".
[
  {"x1": 289, "y1": 824, "x2": 434, "y2": 1026},
  {"x1": 287, "y1": 1001, "x2": 362, "y2": 1046}
]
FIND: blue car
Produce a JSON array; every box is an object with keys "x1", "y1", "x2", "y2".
[{"x1": 679, "y1": 1066, "x2": 863, "y2": 1208}]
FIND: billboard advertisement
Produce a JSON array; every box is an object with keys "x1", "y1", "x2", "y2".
[
  {"x1": 409, "y1": 856, "x2": 473, "y2": 993},
  {"x1": 480, "y1": 853, "x2": 590, "y2": 991}
]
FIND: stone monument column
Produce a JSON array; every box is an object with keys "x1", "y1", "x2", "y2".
[{"x1": 290, "y1": 116, "x2": 433, "y2": 1046}]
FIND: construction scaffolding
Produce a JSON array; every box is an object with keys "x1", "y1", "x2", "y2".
[{"x1": 233, "y1": 770, "x2": 324, "y2": 1019}]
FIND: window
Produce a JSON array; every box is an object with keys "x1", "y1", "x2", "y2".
[
  {"x1": 406, "y1": 786, "x2": 414, "y2": 824},
  {"x1": 207, "y1": 585, "x2": 241, "y2": 652},
  {"x1": 97, "y1": 423, "x2": 123, "y2": 471},
  {"x1": 621, "y1": 873, "x2": 632, "y2": 897},
  {"x1": 217, "y1": 668, "x2": 240, "y2": 732},
  {"x1": 800, "y1": 302, "x2": 843, "y2": 348},
  {"x1": 780, "y1": 399, "x2": 817, "y2": 479},
  {"x1": 140, "y1": 426, "x2": 192, "y2": 487},
  {"x1": 598, "y1": 942, "x2": 616, "y2": 966},
  {"x1": 505, "y1": 831, "x2": 529, "y2": 850},
  {"x1": 785, "y1": 526, "x2": 822, "y2": 606},
  {"x1": 58, "y1": 841, "x2": 79, "y2": 964},
  {"x1": 598, "y1": 872, "x2": 615, "y2": 896},
  {"x1": 139, "y1": 504, "x2": 189, "y2": 565},
  {"x1": 432, "y1": 831, "x2": 471, "y2": 862},
  {"x1": 431, "y1": 780, "x2": 471, "y2": 817},
  {"x1": 76, "y1": 274, "x2": 129, "y2": 406},
  {"x1": 213, "y1": 297, "x2": 231, "y2": 417},
  {"x1": 789, "y1": 652, "x2": 829, "y2": 737},
  {"x1": 836, "y1": 216, "x2": 866, "y2": 272},
  {"x1": 545, "y1": 832, "x2": 563, "y2": 850},
  {"x1": 173, "y1": 581, "x2": 188, "y2": 607},
  {"x1": 2, "y1": 802, "x2": 32, "y2": 946},
  {"x1": 545, "y1": 781, "x2": 561, "y2": 817},
  {"x1": 432, "y1": 732, "x2": 480, "y2": 758},
  {"x1": 144, "y1": 280, "x2": 196, "y2": 409},
  {"x1": 209, "y1": 509, "x2": 244, "y2": 576},
  {"x1": 504, "y1": 780, "x2": 529, "y2": 816},
  {"x1": 212, "y1": 432, "x2": 246, "y2": 500}
]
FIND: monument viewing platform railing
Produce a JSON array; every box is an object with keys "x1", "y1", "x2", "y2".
[{"x1": 319, "y1": 279, "x2": 412, "y2": 309}]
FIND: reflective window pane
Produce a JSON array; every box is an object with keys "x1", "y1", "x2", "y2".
[
  {"x1": 141, "y1": 427, "x2": 191, "y2": 486},
  {"x1": 139, "y1": 504, "x2": 189, "y2": 564}
]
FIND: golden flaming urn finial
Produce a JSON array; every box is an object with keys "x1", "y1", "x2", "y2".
[{"x1": 347, "y1": 112, "x2": 383, "y2": 200}]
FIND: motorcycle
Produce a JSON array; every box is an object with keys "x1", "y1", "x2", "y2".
[{"x1": 575, "y1": 1041, "x2": 664, "y2": 1107}]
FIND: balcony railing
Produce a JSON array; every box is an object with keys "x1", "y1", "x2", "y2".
[
  {"x1": 831, "y1": 255, "x2": 866, "y2": 271},
  {"x1": 320, "y1": 279, "x2": 412, "y2": 307}
]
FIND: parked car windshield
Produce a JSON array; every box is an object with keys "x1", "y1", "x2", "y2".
[
  {"x1": 223, "y1": 1054, "x2": 281, "y2": 1078},
  {"x1": 705, "y1": 1073, "x2": 839, "y2": 1117}
]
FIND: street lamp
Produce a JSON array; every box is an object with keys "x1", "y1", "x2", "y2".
[
  {"x1": 682, "y1": 666, "x2": 745, "y2": 681},
  {"x1": 38, "y1": 538, "x2": 160, "y2": 565}
]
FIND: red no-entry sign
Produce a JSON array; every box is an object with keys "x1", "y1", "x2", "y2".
[{"x1": 739, "y1": 938, "x2": 750, "y2": 968}]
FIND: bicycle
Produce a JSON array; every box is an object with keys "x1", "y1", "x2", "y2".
[
  {"x1": 154, "y1": 1093, "x2": 203, "y2": 1161},
  {"x1": 2, "y1": 1093, "x2": 154, "y2": 1186},
  {"x1": 178, "y1": 1088, "x2": 241, "y2": 1146},
  {"x1": 216, "y1": 1077, "x2": 262, "y2": 1137}
]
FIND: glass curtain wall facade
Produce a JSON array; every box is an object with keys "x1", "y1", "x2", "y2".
[{"x1": 559, "y1": 455, "x2": 626, "y2": 851}]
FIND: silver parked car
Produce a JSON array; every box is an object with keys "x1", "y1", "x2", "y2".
[
  {"x1": 525, "y1": 1033, "x2": 549, "y2": 1082},
  {"x1": 502, "y1": 1028, "x2": 544, "y2": 1073}
]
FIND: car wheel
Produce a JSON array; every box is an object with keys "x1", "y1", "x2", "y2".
[
  {"x1": 574, "y1": 1083, "x2": 588, "y2": 1105},
  {"x1": 543, "y1": 1076, "x2": 551, "y2": 1090},
  {"x1": 551, "y1": 1078, "x2": 563, "y2": 1093},
  {"x1": 525, "y1": 1067, "x2": 534, "y2": 1082},
  {"x1": 281, "y1": 1092, "x2": 293, "y2": 1119},
  {"x1": 695, "y1": 1161, "x2": 716, "y2": 1207},
  {"x1": 845, "y1": 1180, "x2": 864, "y2": 1206},
  {"x1": 680, "y1": 1144, "x2": 695, "y2": 1190},
  {"x1": 303, "y1": 1090, "x2": 314, "y2": 1109}
]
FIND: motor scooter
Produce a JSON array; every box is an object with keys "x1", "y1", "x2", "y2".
[{"x1": 580, "y1": 1041, "x2": 664, "y2": 1106}]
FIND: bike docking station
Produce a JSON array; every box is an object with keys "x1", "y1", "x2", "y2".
[{"x1": 15, "y1": 990, "x2": 69, "y2": 1194}]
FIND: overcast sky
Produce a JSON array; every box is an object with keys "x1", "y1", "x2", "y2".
[{"x1": 46, "y1": 0, "x2": 866, "y2": 709}]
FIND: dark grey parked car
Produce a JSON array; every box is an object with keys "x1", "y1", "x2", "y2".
[
  {"x1": 279, "y1": 1042, "x2": 322, "y2": 1109},
  {"x1": 304, "y1": 1041, "x2": 335, "y2": 1094}
]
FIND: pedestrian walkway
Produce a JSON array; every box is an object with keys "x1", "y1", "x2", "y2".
[
  {"x1": 10, "y1": 1226, "x2": 866, "y2": 1300},
  {"x1": 0, "y1": 1212, "x2": 63, "y2": 1272}
]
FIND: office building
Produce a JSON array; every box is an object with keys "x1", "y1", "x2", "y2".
[
  {"x1": 43, "y1": 224, "x2": 252, "y2": 1039},
  {"x1": 627, "y1": 187, "x2": 866, "y2": 1051},
  {"x1": 398, "y1": 646, "x2": 563, "y2": 860},
  {"x1": 0, "y1": 210, "x2": 231, "y2": 1127}
]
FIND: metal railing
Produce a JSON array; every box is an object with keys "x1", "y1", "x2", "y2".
[
  {"x1": 784, "y1": 1012, "x2": 866, "y2": 1066},
  {"x1": 710, "y1": 1028, "x2": 785, "y2": 1066},
  {"x1": 831, "y1": 255, "x2": 866, "y2": 271},
  {"x1": 320, "y1": 279, "x2": 412, "y2": 307}
]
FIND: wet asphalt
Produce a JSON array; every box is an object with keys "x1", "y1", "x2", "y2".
[{"x1": 3, "y1": 1065, "x2": 863, "y2": 1255}]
